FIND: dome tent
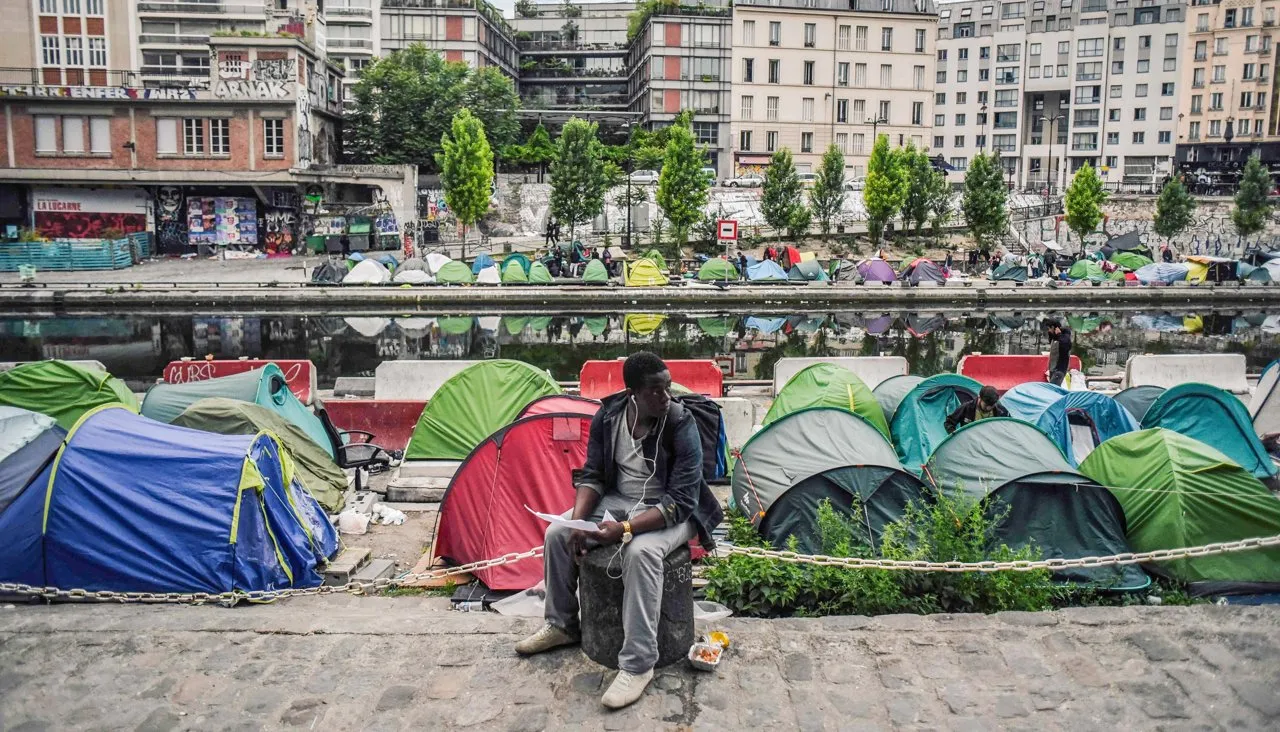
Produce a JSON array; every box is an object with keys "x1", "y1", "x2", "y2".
[
  {"x1": 0, "y1": 407, "x2": 65, "y2": 518},
  {"x1": 872, "y1": 374, "x2": 925, "y2": 424},
  {"x1": 171, "y1": 397, "x2": 347, "y2": 513},
  {"x1": 434, "y1": 413, "x2": 593, "y2": 590},
  {"x1": 746, "y1": 260, "x2": 788, "y2": 281},
  {"x1": 890, "y1": 373, "x2": 983, "y2": 474},
  {"x1": 788, "y1": 260, "x2": 828, "y2": 281},
  {"x1": 501, "y1": 258, "x2": 529, "y2": 283},
  {"x1": 999, "y1": 382, "x2": 1139, "y2": 465},
  {"x1": 528, "y1": 261, "x2": 554, "y2": 284},
  {"x1": 342, "y1": 259, "x2": 390, "y2": 284},
  {"x1": 1113, "y1": 385, "x2": 1165, "y2": 423},
  {"x1": 1141, "y1": 383, "x2": 1277, "y2": 481},
  {"x1": 475, "y1": 264, "x2": 502, "y2": 284},
  {"x1": 902, "y1": 257, "x2": 945, "y2": 285},
  {"x1": 436, "y1": 260, "x2": 475, "y2": 284},
  {"x1": 1068, "y1": 259, "x2": 1106, "y2": 282},
  {"x1": 858, "y1": 259, "x2": 896, "y2": 283},
  {"x1": 405, "y1": 360, "x2": 561, "y2": 460},
  {"x1": 624, "y1": 258, "x2": 669, "y2": 286},
  {"x1": 582, "y1": 258, "x2": 610, "y2": 283},
  {"x1": 763, "y1": 362, "x2": 890, "y2": 438},
  {"x1": 925, "y1": 418, "x2": 1149, "y2": 589},
  {"x1": 471, "y1": 252, "x2": 496, "y2": 274},
  {"x1": 1080, "y1": 429, "x2": 1280, "y2": 594},
  {"x1": 640, "y1": 249, "x2": 668, "y2": 271},
  {"x1": 503, "y1": 252, "x2": 532, "y2": 275},
  {"x1": 518, "y1": 394, "x2": 600, "y2": 418},
  {"x1": 140, "y1": 364, "x2": 333, "y2": 460},
  {"x1": 0, "y1": 360, "x2": 138, "y2": 431},
  {"x1": 698, "y1": 258, "x2": 738, "y2": 281},
  {"x1": 731, "y1": 408, "x2": 930, "y2": 554},
  {"x1": 0, "y1": 406, "x2": 336, "y2": 594},
  {"x1": 829, "y1": 260, "x2": 861, "y2": 282}
]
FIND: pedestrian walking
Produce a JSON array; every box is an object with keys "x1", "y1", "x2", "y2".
[{"x1": 1044, "y1": 318, "x2": 1074, "y2": 386}]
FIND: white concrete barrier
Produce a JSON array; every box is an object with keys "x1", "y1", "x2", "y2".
[
  {"x1": 773, "y1": 356, "x2": 910, "y2": 395},
  {"x1": 0, "y1": 360, "x2": 107, "y2": 374},
  {"x1": 1122, "y1": 354, "x2": 1249, "y2": 393},
  {"x1": 712, "y1": 397, "x2": 756, "y2": 449},
  {"x1": 374, "y1": 360, "x2": 479, "y2": 400}
]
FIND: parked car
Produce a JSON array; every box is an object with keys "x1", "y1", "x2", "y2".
[
  {"x1": 844, "y1": 177, "x2": 867, "y2": 191},
  {"x1": 724, "y1": 173, "x2": 765, "y2": 188},
  {"x1": 798, "y1": 173, "x2": 818, "y2": 187},
  {"x1": 629, "y1": 169, "x2": 660, "y2": 185}
]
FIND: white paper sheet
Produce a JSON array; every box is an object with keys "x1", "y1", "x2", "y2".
[{"x1": 525, "y1": 505, "x2": 614, "y2": 532}]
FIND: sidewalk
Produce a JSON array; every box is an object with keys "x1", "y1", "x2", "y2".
[{"x1": 2, "y1": 600, "x2": 1277, "y2": 730}]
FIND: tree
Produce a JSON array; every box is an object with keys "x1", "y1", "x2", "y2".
[
  {"x1": 761, "y1": 147, "x2": 805, "y2": 238},
  {"x1": 900, "y1": 146, "x2": 934, "y2": 239},
  {"x1": 1064, "y1": 161, "x2": 1107, "y2": 253},
  {"x1": 1153, "y1": 177, "x2": 1196, "y2": 243},
  {"x1": 517, "y1": 122, "x2": 556, "y2": 182},
  {"x1": 549, "y1": 117, "x2": 608, "y2": 242},
  {"x1": 655, "y1": 119, "x2": 710, "y2": 250},
  {"x1": 809, "y1": 144, "x2": 846, "y2": 237},
  {"x1": 926, "y1": 169, "x2": 953, "y2": 239},
  {"x1": 515, "y1": 0, "x2": 539, "y2": 17},
  {"x1": 345, "y1": 46, "x2": 519, "y2": 171},
  {"x1": 863, "y1": 135, "x2": 908, "y2": 245},
  {"x1": 787, "y1": 203, "x2": 813, "y2": 241},
  {"x1": 1233, "y1": 154, "x2": 1273, "y2": 237},
  {"x1": 436, "y1": 109, "x2": 493, "y2": 250},
  {"x1": 961, "y1": 151, "x2": 1008, "y2": 249}
]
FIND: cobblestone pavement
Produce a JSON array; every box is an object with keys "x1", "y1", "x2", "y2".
[{"x1": 2, "y1": 600, "x2": 1278, "y2": 731}]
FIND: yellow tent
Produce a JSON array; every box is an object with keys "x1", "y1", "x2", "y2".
[
  {"x1": 799, "y1": 251, "x2": 817, "y2": 263},
  {"x1": 624, "y1": 259, "x2": 670, "y2": 287},
  {"x1": 1185, "y1": 260, "x2": 1209, "y2": 283},
  {"x1": 624, "y1": 313, "x2": 667, "y2": 337}
]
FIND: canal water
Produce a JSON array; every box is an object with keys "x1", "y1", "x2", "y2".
[{"x1": 4, "y1": 309, "x2": 1279, "y2": 389}]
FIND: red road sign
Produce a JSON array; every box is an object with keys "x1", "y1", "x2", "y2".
[{"x1": 717, "y1": 219, "x2": 738, "y2": 241}]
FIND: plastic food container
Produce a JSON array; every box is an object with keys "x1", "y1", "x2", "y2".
[{"x1": 688, "y1": 642, "x2": 723, "y2": 671}]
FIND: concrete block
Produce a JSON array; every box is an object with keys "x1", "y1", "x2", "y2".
[
  {"x1": 1123, "y1": 353, "x2": 1248, "y2": 393},
  {"x1": 773, "y1": 356, "x2": 910, "y2": 394},
  {"x1": 945, "y1": 279, "x2": 970, "y2": 287},
  {"x1": 324, "y1": 547, "x2": 371, "y2": 586},
  {"x1": 711, "y1": 396, "x2": 755, "y2": 449},
  {"x1": 0, "y1": 360, "x2": 106, "y2": 374},
  {"x1": 351, "y1": 558, "x2": 397, "y2": 585},
  {"x1": 384, "y1": 476, "x2": 449, "y2": 503},
  {"x1": 916, "y1": 281, "x2": 939, "y2": 288},
  {"x1": 396, "y1": 460, "x2": 461, "y2": 479},
  {"x1": 992, "y1": 280, "x2": 1018, "y2": 288},
  {"x1": 334, "y1": 376, "x2": 375, "y2": 397},
  {"x1": 374, "y1": 360, "x2": 480, "y2": 400}
]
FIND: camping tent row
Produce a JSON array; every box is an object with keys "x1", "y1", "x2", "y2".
[
  {"x1": 330, "y1": 252, "x2": 554, "y2": 286},
  {"x1": 0, "y1": 406, "x2": 338, "y2": 595}
]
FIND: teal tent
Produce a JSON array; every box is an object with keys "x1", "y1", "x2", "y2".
[
  {"x1": 890, "y1": 373, "x2": 983, "y2": 474},
  {"x1": 1114, "y1": 385, "x2": 1165, "y2": 424},
  {"x1": 1141, "y1": 383, "x2": 1278, "y2": 481},
  {"x1": 925, "y1": 418, "x2": 1149, "y2": 589},
  {"x1": 141, "y1": 365, "x2": 333, "y2": 459},
  {"x1": 503, "y1": 252, "x2": 532, "y2": 275}
]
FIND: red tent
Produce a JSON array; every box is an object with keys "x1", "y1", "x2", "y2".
[
  {"x1": 782, "y1": 246, "x2": 803, "y2": 269},
  {"x1": 519, "y1": 394, "x2": 601, "y2": 418},
  {"x1": 433, "y1": 413, "x2": 592, "y2": 590}
]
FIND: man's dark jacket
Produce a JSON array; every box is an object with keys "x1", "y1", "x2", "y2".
[
  {"x1": 572, "y1": 392, "x2": 724, "y2": 549},
  {"x1": 945, "y1": 400, "x2": 1009, "y2": 433}
]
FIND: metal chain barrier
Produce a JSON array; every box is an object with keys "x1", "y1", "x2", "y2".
[{"x1": 4, "y1": 533, "x2": 1280, "y2": 606}]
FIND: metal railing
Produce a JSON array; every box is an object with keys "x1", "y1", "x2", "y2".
[
  {"x1": 327, "y1": 6, "x2": 374, "y2": 17},
  {"x1": 327, "y1": 38, "x2": 375, "y2": 49},
  {"x1": 138, "y1": 33, "x2": 210, "y2": 44},
  {"x1": 137, "y1": 1, "x2": 264, "y2": 14},
  {"x1": 0, "y1": 67, "x2": 166, "y2": 87},
  {"x1": 517, "y1": 39, "x2": 628, "y2": 53}
]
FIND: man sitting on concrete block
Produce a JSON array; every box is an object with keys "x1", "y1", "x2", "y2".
[{"x1": 515, "y1": 351, "x2": 724, "y2": 709}]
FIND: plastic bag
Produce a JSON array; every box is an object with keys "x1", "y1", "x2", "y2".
[
  {"x1": 372, "y1": 504, "x2": 406, "y2": 526},
  {"x1": 337, "y1": 510, "x2": 370, "y2": 535},
  {"x1": 694, "y1": 600, "x2": 733, "y2": 628},
  {"x1": 492, "y1": 581, "x2": 546, "y2": 617}
]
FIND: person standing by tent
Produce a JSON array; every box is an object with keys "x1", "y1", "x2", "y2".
[
  {"x1": 516, "y1": 352, "x2": 724, "y2": 709},
  {"x1": 1162, "y1": 245, "x2": 1174, "y2": 263},
  {"x1": 1045, "y1": 318, "x2": 1074, "y2": 386},
  {"x1": 945, "y1": 386, "x2": 1008, "y2": 433},
  {"x1": 738, "y1": 251, "x2": 749, "y2": 280}
]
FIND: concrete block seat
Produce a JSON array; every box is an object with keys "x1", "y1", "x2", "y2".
[{"x1": 579, "y1": 544, "x2": 694, "y2": 670}]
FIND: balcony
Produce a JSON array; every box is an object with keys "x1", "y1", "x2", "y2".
[
  {"x1": 138, "y1": 33, "x2": 210, "y2": 45},
  {"x1": 516, "y1": 39, "x2": 628, "y2": 55},
  {"x1": 327, "y1": 38, "x2": 375, "y2": 50},
  {"x1": 1072, "y1": 143, "x2": 1098, "y2": 151},
  {"x1": 520, "y1": 66, "x2": 628, "y2": 82},
  {"x1": 137, "y1": 2, "x2": 264, "y2": 15},
  {"x1": 327, "y1": 6, "x2": 374, "y2": 19},
  {"x1": 0, "y1": 66, "x2": 151, "y2": 87}
]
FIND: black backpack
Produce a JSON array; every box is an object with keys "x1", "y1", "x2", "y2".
[{"x1": 667, "y1": 394, "x2": 729, "y2": 482}]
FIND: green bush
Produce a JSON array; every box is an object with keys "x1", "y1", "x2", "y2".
[{"x1": 704, "y1": 495, "x2": 1055, "y2": 617}]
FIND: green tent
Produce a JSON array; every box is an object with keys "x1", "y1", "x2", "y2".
[
  {"x1": 140, "y1": 364, "x2": 334, "y2": 459},
  {"x1": 788, "y1": 260, "x2": 829, "y2": 281},
  {"x1": 436, "y1": 260, "x2": 475, "y2": 284},
  {"x1": 697, "y1": 258, "x2": 738, "y2": 281},
  {"x1": 763, "y1": 363, "x2": 889, "y2": 437},
  {"x1": 1110, "y1": 251, "x2": 1153, "y2": 271},
  {"x1": 405, "y1": 360, "x2": 561, "y2": 460},
  {"x1": 503, "y1": 316, "x2": 529, "y2": 336},
  {"x1": 438, "y1": 316, "x2": 474, "y2": 335},
  {"x1": 1141, "y1": 383, "x2": 1277, "y2": 481},
  {"x1": 641, "y1": 249, "x2": 668, "y2": 271},
  {"x1": 697, "y1": 316, "x2": 738, "y2": 337},
  {"x1": 872, "y1": 374, "x2": 925, "y2": 424},
  {"x1": 528, "y1": 316, "x2": 553, "y2": 332},
  {"x1": 171, "y1": 397, "x2": 347, "y2": 513},
  {"x1": 501, "y1": 258, "x2": 529, "y2": 283},
  {"x1": 584, "y1": 316, "x2": 608, "y2": 337},
  {"x1": 503, "y1": 252, "x2": 532, "y2": 275},
  {"x1": 528, "y1": 261, "x2": 554, "y2": 284},
  {"x1": 1079, "y1": 428, "x2": 1280, "y2": 593},
  {"x1": 582, "y1": 259, "x2": 610, "y2": 283},
  {"x1": 891, "y1": 373, "x2": 982, "y2": 474},
  {"x1": 1067, "y1": 259, "x2": 1106, "y2": 282},
  {"x1": 926, "y1": 418, "x2": 1149, "y2": 589},
  {"x1": 730, "y1": 407, "x2": 930, "y2": 554},
  {"x1": 0, "y1": 360, "x2": 138, "y2": 431},
  {"x1": 990, "y1": 263, "x2": 1028, "y2": 282}
]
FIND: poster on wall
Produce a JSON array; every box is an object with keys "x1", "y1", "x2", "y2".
[
  {"x1": 186, "y1": 196, "x2": 258, "y2": 248},
  {"x1": 32, "y1": 187, "x2": 149, "y2": 239}
]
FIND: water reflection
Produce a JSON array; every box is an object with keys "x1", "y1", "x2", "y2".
[{"x1": 3, "y1": 310, "x2": 1279, "y2": 388}]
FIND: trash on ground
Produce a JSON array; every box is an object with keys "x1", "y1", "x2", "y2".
[{"x1": 337, "y1": 510, "x2": 371, "y2": 535}]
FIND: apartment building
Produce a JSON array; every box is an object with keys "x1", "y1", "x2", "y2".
[
  {"x1": 626, "y1": 4, "x2": 733, "y2": 175},
  {"x1": 1177, "y1": 0, "x2": 1280, "y2": 177},
  {"x1": 730, "y1": 0, "x2": 937, "y2": 177},
  {"x1": 513, "y1": 1, "x2": 632, "y2": 114},
  {"x1": 934, "y1": 0, "x2": 1185, "y2": 191},
  {"x1": 327, "y1": 0, "x2": 379, "y2": 90},
  {"x1": 380, "y1": 0, "x2": 519, "y2": 77}
]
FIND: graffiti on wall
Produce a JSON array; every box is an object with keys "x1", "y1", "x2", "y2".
[
  {"x1": 296, "y1": 76, "x2": 314, "y2": 169},
  {"x1": 264, "y1": 209, "x2": 298, "y2": 254},
  {"x1": 213, "y1": 50, "x2": 292, "y2": 99},
  {"x1": 154, "y1": 185, "x2": 188, "y2": 254},
  {"x1": 252, "y1": 57, "x2": 296, "y2": 84}
]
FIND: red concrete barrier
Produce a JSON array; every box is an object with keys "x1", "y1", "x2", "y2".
[
  {"x1": 163, "y1": 359, "x2": 318, "y2": 404},
  {"x1": 579, "y1": 360, "x2": 724, "y2": 399},
  {"x1": 958, "y1": 354, "x2": 1083, "y2": 393},
  {"x1": 322, "y1": 399, "x2": 426, "y2": 451}
]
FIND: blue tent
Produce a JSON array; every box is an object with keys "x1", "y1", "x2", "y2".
[
  {"x1": 747, "y1": 260, "x2": 788, "y2": 281},
  {"x1": 471, "y1": 253, "x2": 496, "y2": 275},
  {"x1": 1142, "y1": 383, "x2": 1278, "y2": 481},
  {"x1": 141, "y1": 365, "x2": 333, "y2": 459},
  {"x1": 891, "y1": 374, "x2": 983, "y2": 474},
  {"x1": 0, "y1": 406, "x2": 336, "y2": 594},
  {"x1": 0, "y1": 407, "x2": 65, "y2": 517},
  {"x1": 1133, "y1": 262, "x2": 1190, "y2": 284},
  {"x1": 1000, "y1": 383, "x2": 1140, "y2": 465},
  {"x1": 744, "y1": 316, "x2": 787, "y2": 334}
]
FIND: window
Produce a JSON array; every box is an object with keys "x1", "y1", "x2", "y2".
[
  {"x1": 743, "y1": 20, "x2": 755, "y2": 45},
  {"x1": 950, "y1": 157, "x2": 968, "y2": 171},
  {"x1": 1213, "y1": 65, "x2": 1226, "y2": 83},
  {"x1": 88, "y1": 38, "x2": 106, "y2": 67},
  {"x1": 39, "y1": 0, "x2": 56, "y2": 11},
  {"x1": 1137, "y1": 60, "x2": 1150, "y2": 74},
  {"x1": 837, "y1": 99, "x2": 849, "y2": 123},
  {"x1": 1077, "y1": 38, "x2": 1102, "y2": 57},
  {"x1": 767, "y1": 96, "x2": 779, "y2": 121},
  {"x1": 852, "y1": 133, "x2": 865, "y2": 153},
  {"x1": 1133, "y1": 108, "x2": 1147, "y2": 121},
  {"x1": 1073, "y1": 109, "x2": 1098, "y2": 127},
  {"x1": 996, "y1": 67, "x2": 1018, "y2": 85},
  {"x1": 156, "y1": 118, "x2": 177, "y2": 155},
  {"x1": 1256, "y1": 119, "x2": 1265, "y2": 136},
  {"x1": 954, "y1": 136, "x2": 965, "y2": 147},
  {"x1": 1132, "y1": 131, "x2": 1145, "y2": 144},
  {"x1": 855, "y1": 63, "x2": 867, "y2": 87},
  {"x1": 743, "y1": 58, "x2": 754, "y2": 83},
  {"x1": 955, "y1": 22, "x2": 974, "y2": 37},
  {"x1": 997, "y1": 43, "x2": 1020, "y2": 62},
  {"x1": 801, "y1": 132, "x2": 813, "y2": 153},
  {"x1": 980, "y1": 69, "x2": 990, "y2": 81},
  {"x1": 1140, "y1": 35, "x2": 1151, "y2": 49},
  {"x1": 937, "y1": 70, "x2": 947, "y2": 83},
  {"x1": 956, "y1": 113, "x2": 967, "y2": 126},
  {"x1": 264, "y1": 118, "x2": 285, "y2": 157},
  {"x1": 957, "y1": 92, "x2": 967, "y2": 104},
  {"x1": 878, "y1": 100, "x2": 890, "y2": 121},
  {"x1": 802, "y1": 97, "x2": 815, "y2": 122},
  {"x1": 183, "y1": 119, "x2": 204, "y2": 156},
  {"x1": 934, "y1": 114, "x2": 945, "y2": 126},
  {"x1": 1110, "y1": 84, "x2": 1122, "y2": 99},
  {"x1": 693, "y1": 122, "x2": 718, "y2": 146},
  {"x1": 65, "y1": 38, "x2": 83, "y2": 66},
  {"x1": 838, "y1": 25, "x2": 851, "y2": 50},
  {"x1": 63, "y1": 0, "x2": 79, "y2": 12},
  {"x1": 980, "y1": 46, "x2": 990, "y2": 59},
  {"x1": 739, "y1": 130, "x2": 752, "y2": 151},
  {"x1": 855, "y1": 25, "x2": 868, "y2": 51},
  {"x1": 804, "y1": 23, "x2": 816, "y2": 48},
  {"x1": 958, "y1": 48, "x2": 968, "y2": 60},
  {"x1": 1209, "y1": 120, "x2": 1222, "y2": 137},
  {"x1": 769, "y1": 22, "x2": 780, "y2": 46},
  {"x1": 938, "y1": 49, "x2": 948, "y2": 61},
  {"x1": 768, "y1": 59, "x2": 780, "y2": 84},
  {"x1": 1163, "y1": 59, "x2": 1176, "y2": 72},
  {"x1": 62, "y1": 117, "x2": 84, "y2": 154},
  {"x1": 936, "y1": 92, "x2": 946, "y2": 105},
  {"x1": 89, "y1": 117, "x2": 110, "y2": 154},
  {"x1": 804, "y1": 61, "x2": 814, "y2": 85},
  {"x1": 1111, "y1": 61, "x2": 1124, "y2": 75},
  {"x1": 740, "y1": 96, "x2": 753, "y2": 120},
  {"x1": 881, "y1": 27, "x2": 893, "y2": 51},
  {"x1": 1160, "y1": 107, "x2": 1173, "y2": 120},
  {"x1": 40, "y1": 36, "x2": 60, "y2": 66},
  {"x1": 1193, "y1": 68, "x2": 1206, "y2": 87},
  {"x1": 1189, "y1": 121, "x2": 1201, "y2": 139},
  {"x1": 86, "y1": 0, "x2": 102, "y2": 13},
  {"x1": 853, "y1": 99, "x2": 866, "y2": 119},
  {"x1": 34, "y1": 116, "x2": 56, "y2": 153},
  {"x1": 915, "y1": 28, "x2": 926, "y2": 52},
  {"x1": 1215, "y1": 37, "x2": 1228, "y2": 55},
  {"x1": 1078, "y1": 62, "x2": 1102, "y2": 81},
  {"x1": 1072, "y1": 132, "x2": 1098, "y2": 150},
  {"x1": 1161, "y1": 83, "x2": 1174, "y2": 97},
  {"x1": 766, "y1": 131, "x2": 778, "y2": 152},
  {"x1": 832, "y1": 132, "x2": 847, "y2": 153},
  {"x1": 1107, "y1": 131, "x2": 1119, "y2": 144},
  {"x1": 1108, "y1": 108, "x2": 1121, "y2": 121},
  {"x1": 1210, "y1": 92, "x2": 1223, "y2": 110},
  {"x1": 1244, "y1": 6, "x2": 1255, "y2": 26},
  {"x1": 1058, "y1": 41, "x2": 1069, "y2": 54},
  {"x1": 837, "y1": 62, "x2": 849, "y2": 86},
  {"x1": 995, "y1": 89, "x2": 1017, "y2": 107},
  {"x1": 1136, "y1": 84, "x2": 1148, "y2": 97},
  {"x1": 934, "y1": 135, "x2": 945, "y2": 148},
  {"x1": 914, "y1": 65, "x2": 925, "y2": 89},
  {"x1": 1191, "y1": 95, "x2": 1203, "y2": 113},
  {"x1": 1075, "y1": 85, "x2": 1101, "y2": 104},
  {"x1": 1195, "y1": 41, "x2": 1207, "y2": 62},
  {"x1": 1114, "y1": 38, "x2": 1125, "y2": 52},
  {"x1": 957, "y1": 70, "x2": 968, "y2": 82},
  {"x1": 1245, "y1": 64, "x2": 1258, "y2": 80},
  {"x1": 880, "y1": 64, "x2": 892, "y2": 87}
]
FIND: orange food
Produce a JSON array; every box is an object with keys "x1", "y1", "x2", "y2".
[{"x1": 694, "y1": 646, "x2": 720, "y2": 663}]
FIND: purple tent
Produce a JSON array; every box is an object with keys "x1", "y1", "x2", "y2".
[{"x1": 858, "y1": 259, "x2": 897, "y2": 283}]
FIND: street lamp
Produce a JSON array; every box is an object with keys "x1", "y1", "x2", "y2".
[
  {"x1": 867, "y1": 115, "x2": 888, "y2": 143},
  {"x1": 621, "y1": 120, "x2": 634, "y2": 249},
  {"x1": 980, "y1": 103, "x2": 989, "y2": 151},
  {"x1": 1037, "y1": 114, "x2": 1067, "y2": 195}
]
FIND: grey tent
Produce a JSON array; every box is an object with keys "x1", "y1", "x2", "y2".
[
  {"x1": 1113, "y1": 385, "x2": 1166, "y2": 424},
  {"x1": 872, "y1": 374, "x2": 925, "y2": 423},
  {"x1": 903, "y1": 258, "x2": 945, "y2": 285},
  {"x1": 924, "y1": 417, "x2": 1149, "y2": 589},
  {"x1": 991, "y1": 263, "x2": 1028, "y2": 282},
  {"x1": 788, "y1": 260, "x2": 829, "y2": 282},
  {"x1": 1251, "y1": 362, "x2": 1280, "y2": 436},
  {"x1": 730, "y1": 407, "x2": 931, "y2": 553},
  {"x1": 830, "y1": 260, "x2": 861, "y2": 283},
  {"x1": 1103, "y1": 230, "x2": 1151, "y2": 257}
]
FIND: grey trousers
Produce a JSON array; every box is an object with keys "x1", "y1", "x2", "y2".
[{"x1": 543, "y1": 492, "x2": 695, "y2": 675}]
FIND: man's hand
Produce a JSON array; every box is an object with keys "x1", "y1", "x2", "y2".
[
  {"x1": 568, "y1": 529, "x2": 592, "y2": 564},
  {"x1": 592, "y1": 521, "x2": 625, "y2": 546}
]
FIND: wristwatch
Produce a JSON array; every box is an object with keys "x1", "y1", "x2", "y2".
[{"x1": 621, "y1": 520, "x2": 633, "y2": 544}]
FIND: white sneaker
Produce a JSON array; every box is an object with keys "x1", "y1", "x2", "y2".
[
  {"x1": 601, "y1": 668, "x2": 654, "y2": 709},
  {"x1": 514, "y1": 624, "x2": 578, "y2": 655}
]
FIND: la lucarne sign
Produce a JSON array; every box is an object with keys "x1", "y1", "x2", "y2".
[{"x1": 0, "y1": 86, "x2": 197, "y2": 100}]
